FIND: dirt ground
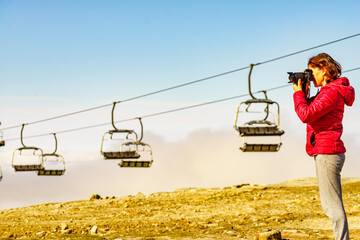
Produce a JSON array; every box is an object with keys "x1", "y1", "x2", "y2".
[{"x1": 1, "y1": 177, "x2": 360, "y2": 240}]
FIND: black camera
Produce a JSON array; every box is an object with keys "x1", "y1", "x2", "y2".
[
  {"x1": 287, "y1": 69, "x2": 314, "y2": 94},
  {"x1": 287, "y1": 69, "x2": 314, "y2": 84}
]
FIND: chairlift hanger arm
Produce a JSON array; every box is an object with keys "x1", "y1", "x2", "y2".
[
  {"x1": 20, "y1": 124, "x2": 28, "y2": 148},
  {"x1": 50, "y1": 133, "x2": 58, "y2": 155},
  {"x1": 137, "y1": 118, "x2": 144, "y2": 142},
  {"x1": 248, "y1": 63, "x2": 260, "y2": 100},
  {"x1": 111, "y1": 101, "x2": 120, "y2": 131},
  {"x1": 248, "y1": 64, "x2": 269, "y2": 101},
  {"x1": 111, "y1": 101, "x2": 136, "y2": 134}
]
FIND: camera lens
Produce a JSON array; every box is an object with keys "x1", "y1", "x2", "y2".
[{"x1": 288, "y1": 72, "x2": 306, "y2": 83}]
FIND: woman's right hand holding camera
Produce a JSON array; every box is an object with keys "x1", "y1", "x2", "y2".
[
  {"x1": 293, "y1": 79, "x2": 310, "y2": 95},
  {"x1": 293, "y1": 79, "x2": 303, "y2": 92}
]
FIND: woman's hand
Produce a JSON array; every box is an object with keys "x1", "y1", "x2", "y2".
[
  {"x1": 293, "y1": 79, "x2": 310, "y2": 94},
  {"x1": 293, "y1": 79, "x2": 303, "y2": 92}
]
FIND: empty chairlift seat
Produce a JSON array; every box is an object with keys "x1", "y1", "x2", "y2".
[
  {"x1": 12, "y1": 147, "x2": 44, "y2": 171},
  {"x1": 37, "y1": 153, "x2": 65, "y2": 176},
  {"x1": 100, "y1": 130, "x2": 141, "y2": 160},
  {"x1": 234, "y1": 100, "x2": 284, "y2": 152},
  {"x1": 240, "y1": 142, "x2": 281, "y2": 152},
  {"x1": 102, "y1": 151, "x2": 140, "y2": 160},
  {"x1": 118, "y1": 142, "x2": 153, "y2": 168},
  {"x1": 12, "y1": 124, "x2": 44, "y2": 171},
  {"x1": 237, "y1": 125, "x2": 284, "y2": 136}
]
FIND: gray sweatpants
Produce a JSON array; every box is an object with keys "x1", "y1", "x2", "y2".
[{"x1": 315, "y1": 154, "x2": 349, "y2": 240}]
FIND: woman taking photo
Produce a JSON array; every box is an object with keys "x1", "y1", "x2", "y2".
[{"x1": 293, "y1": 53, "x2": 355, "y2": 240}]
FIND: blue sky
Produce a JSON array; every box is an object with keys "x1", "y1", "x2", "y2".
[
  {"x1": 1, "y1": 0, "x2": 359, "y2": 102},
  {"x1": 0, "y1": 0, "x2": 360, "y2": 209}
]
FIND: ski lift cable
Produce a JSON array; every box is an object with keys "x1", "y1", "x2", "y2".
[
  {"x1": 4, "y1": 64, "x2": 359, "y2": 142},
  {"x1": 1, "y1": 33, "x2": 359, "y2": 132},
  {"x1": 343, "y1": 67, "x2": 360, "y2": 73},
  {"x1": 258, "y1": 34, "x2": 360, "y2": 65},
  {"x1": 0, "y1": 103, "x2": 114, "y2": 131}
]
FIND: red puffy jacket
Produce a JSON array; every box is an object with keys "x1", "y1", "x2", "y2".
[{"x1": 293, "y1": 77, "x2": 355, "y2": 156}]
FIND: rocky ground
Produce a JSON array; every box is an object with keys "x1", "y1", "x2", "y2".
[{"x1": 1, "y1": 178, "x2": 360, "y2": 240}]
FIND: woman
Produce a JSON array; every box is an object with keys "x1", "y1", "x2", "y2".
[{"x1": 293, "y1": 53, "x2": 355, "y2": 240}]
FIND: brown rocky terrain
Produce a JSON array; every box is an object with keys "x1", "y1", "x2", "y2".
[{"x1": 1, "y1": 177, "x2": 360, "y2": 240}]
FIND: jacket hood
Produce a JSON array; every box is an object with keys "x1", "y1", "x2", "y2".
[{"x1": 325, "y1": 77, "x2": 355, "y2": 106}]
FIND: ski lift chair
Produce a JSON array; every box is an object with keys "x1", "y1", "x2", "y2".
[
  {"x1": 234, "y1": 64, "x2": 284, "y2": 152},
  {"x1": 118, "y1": 118, "x2": 154, "y2": 168},
  {"x1": 100, "y1": 130, "x2": 140, "y2": 159},
  {"x1": 38, "y1": 154, "x2": 65, "y2": 176},
  {"x1": 37, "y1": 134, "x2": 66, "y2": 176},
  {"x1": 100, "y1": 102, "x2": 141, "y2": 160},
  {"x1": 118, "y1": 141, "x2": 153, "y2": 168},
  {"x1": 12, "y1": 124, "x2": 44, "y2": 171}
]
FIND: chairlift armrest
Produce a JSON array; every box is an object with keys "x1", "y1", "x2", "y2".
[{"x1": 245, "y1": 99, "x2": 275, "y2": 104}]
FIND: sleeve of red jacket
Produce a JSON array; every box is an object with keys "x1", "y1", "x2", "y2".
[{"x1": 293, "y1": 90, "x2": 338, "y2": 123}]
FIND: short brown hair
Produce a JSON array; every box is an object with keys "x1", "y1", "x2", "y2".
[{"x1": 308, "y1": 53, "x2": 342, "y2": 80}]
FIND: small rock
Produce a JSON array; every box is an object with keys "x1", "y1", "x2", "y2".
[
  {"x1": 259, "y1": 230, "x2": 282, "y2": 240},
  {"x1": 36, "y1": 231, "x2": 46, "y2": 236},
  {"x1": 61, "y1": 229, "x2": 72, "y2": 234},
  {"x1": 91, "y1": 225, "x2": 98, "y2": 234},
  {"x1": 61, "y1": 222, "x2": 68, "y2": 230},
  {"x1": 235, "y1": 183, "x2": 250, "y2": 188},
  {"x1": 4, "y1": 233, "x2": 14, "y2": 238},
  {"x1": 90, "y1": 194, "x2": 102, "y2": 200}
]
